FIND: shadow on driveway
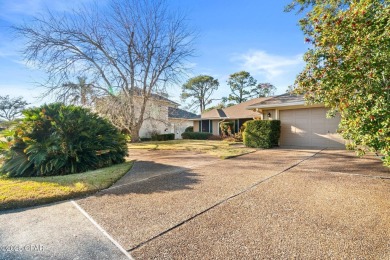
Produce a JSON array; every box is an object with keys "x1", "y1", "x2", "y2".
[
  {"x1": 99, "y1": 162, "x2": 200, "y2": 196},
  {"x1": 108, "y1": 160, "x2": 201, "y2": 194}
]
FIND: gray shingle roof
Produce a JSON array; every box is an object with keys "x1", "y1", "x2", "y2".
[
  {"x1": 168, "y1": 107, "x2": 200, "y2": 119},
  {"x1": 247, "y1": 94, "x2": 304, "y2": 109}
]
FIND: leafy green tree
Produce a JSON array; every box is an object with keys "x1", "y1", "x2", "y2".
[
  {"x1": 0, "y1": 95, "x2": 29, "y2": 121},
  {"x1": 288, "y1": 0, "x2": 390, "y2": 166},
  {"x1": 203, "y1": 102, "x2": 226, "y2": 112},
  {"x1": 181, "y1": 75, "x2": 219, "y2": 113},
  {"x1": 0, "y1": 103, "x2": 127, "y2": 177},
  {"x1": 225, "y1": 71, "x2": 257, "y2": 104},
  {"x1": 253, "y1": 83, "x2": 277, "y2": 97}
]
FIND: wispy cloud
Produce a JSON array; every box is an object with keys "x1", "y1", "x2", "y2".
[{"x1": 233, "y1": 50, "x2": 304, "y2": 80}]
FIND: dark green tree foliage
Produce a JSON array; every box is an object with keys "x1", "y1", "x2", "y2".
[
  {"x1": 254, "y1": 83, "x2": 277, "y2": 97},
  {"x1": 225, "y1": 71, "x2": 257, "y2": 104},
  {"x1": 243, "y1": 120, "x2": 281, "y2": 148},
  {"x1": 224, "y1": 71, "x2": 276, "y2": 103},
  {"x1": 287, "y1": 0, "x2": 390, "y2": 166},
  {"x1": 181, "y1": 75, "x2": 219, "y2": 113},
  {"x1": 0, "y1": 103, "x2": 127, "y2": 177}
]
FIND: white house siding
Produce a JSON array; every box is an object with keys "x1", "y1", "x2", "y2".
[
  {"x1": 168, "y1": 118, "x2": 193, "y2": 139},
  {"x1": 139, "y1": 101, "x2": 170, "y2": 138}
]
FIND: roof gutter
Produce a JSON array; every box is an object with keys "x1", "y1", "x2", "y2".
[
  {"x1": 246, "y1": 101, "x2": 306, "y2": 110},
  {"x1": 188, "y1": 117, "x2": 229, "y2": 121}
]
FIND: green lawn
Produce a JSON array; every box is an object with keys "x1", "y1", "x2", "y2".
[
  {"x1": 0, "y1": 162, "x2": 133, "y2": 210},
  {"x1": 128, "y1": 139, "x2": 256, "y2": 159}
]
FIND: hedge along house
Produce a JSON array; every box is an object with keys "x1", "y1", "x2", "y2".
[
  {"x1": 192, "y1": 97, "x2": 271, "y2": 136},
  {"x1": 246, "y1": 93, "x2": 346, "y2": 148}
]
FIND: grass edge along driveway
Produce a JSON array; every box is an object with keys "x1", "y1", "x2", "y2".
[
  {"x1": 128, "y1": 140, "x2": 256, "y2": 159},
  {"x1": 0, "y1": 161, "x2": 133, "y2": 211}
]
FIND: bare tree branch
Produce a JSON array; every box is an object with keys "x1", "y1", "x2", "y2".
[
  {"x1": 14, "y1": 0, "x2": 196, "y2": 141},
  {"x1": 0, "y1": 96, "x2": 29, "y2": 121}
]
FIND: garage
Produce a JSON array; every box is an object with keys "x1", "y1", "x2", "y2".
[{"x1": 279, "y1": 107, "x2": 345, "y2": 148}]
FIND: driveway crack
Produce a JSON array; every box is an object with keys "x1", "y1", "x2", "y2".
[{"x1": 128, "y1": 149, "x2": 325, "y2": 252}]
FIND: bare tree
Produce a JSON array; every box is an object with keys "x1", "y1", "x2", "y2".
[
  {"x1": 14, "y1": 0, "x2": 195, "y2": 141},
  {"x1": 0, "y1": 95, "x2": 29, "y2": 121}
]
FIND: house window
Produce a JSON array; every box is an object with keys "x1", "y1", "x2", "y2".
[
  {"x1": 201, "y1": 120, "x2": 209, "y2": 133},
  {"x1": 200, "y1": 120, "x2": 212, "y2": 133}
]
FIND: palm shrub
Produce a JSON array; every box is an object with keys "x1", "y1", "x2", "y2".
[{"x1": 0, "y1": 103, "x2": 128, "y2": 177}]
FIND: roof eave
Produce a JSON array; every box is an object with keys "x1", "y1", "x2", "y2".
[
  {"x1": 190, "y1": 117, "x2": 229, "y2": 121},
  {"x1": 169, "y1": 117, "x2": 199, "y2": 120},
  {"x1": 246, "y1": 101, "x2": 306, "y2": 110}
]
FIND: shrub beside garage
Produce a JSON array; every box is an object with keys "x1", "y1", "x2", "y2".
[{"x1": 243, "y1": 120, "x2": 281, "y2": 148}]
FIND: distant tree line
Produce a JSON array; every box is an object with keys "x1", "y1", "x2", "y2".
[{"x1": 181, "y1": 71, "x2": 277, "y2": 113}]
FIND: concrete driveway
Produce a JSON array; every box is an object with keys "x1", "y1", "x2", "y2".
[{"x1": 1, "y1": 148, "x2": 389, "y2": 259}]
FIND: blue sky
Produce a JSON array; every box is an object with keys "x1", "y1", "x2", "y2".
[{"x1": 0, "y1": 0, "x2": 307, "y2": 108}]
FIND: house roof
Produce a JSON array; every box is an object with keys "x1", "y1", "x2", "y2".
[
  {"x1": 150, "y1": 93, "x2": 179, "y2": 106},
  {"x1": 246, "y1": 93, "x2": 305, "y2": 109},
  {"x1": 99, "y1": 88, "x2": 179, "y2": 106},
  {"x1": 199, "y1": 97, "x2": 271, "y2": 120},
  {"x1": 200, "y1": 108, "x2": 227, "y2": 119},
  {"x1": 168, "y1": 107, "x2": 200, "y2": 119},
  {"x1": 131, "y1": 88, "x2": 178, "y2": 106}
]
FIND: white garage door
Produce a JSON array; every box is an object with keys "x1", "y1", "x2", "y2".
[{"x1": 279, "y1": 108, "x2": 345, "y2": 148}]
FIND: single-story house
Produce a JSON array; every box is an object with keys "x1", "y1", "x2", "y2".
[
  {"x1": 192, "y1": 97, "x2": 271, "y2": 136},
  {"x1": 193, "y1": 94, "x2": 345, "y2": 148},
  {"x1": 247, "y1": 93, "x2": 345, "y2": 148}
]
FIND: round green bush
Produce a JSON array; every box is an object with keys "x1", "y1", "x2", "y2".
[
  {"x1": 0, "y1": 103, "x2": 128, "y2": 177},
  {"x1": 184, "y1": 126, "x2": 193, "y2": 132}
]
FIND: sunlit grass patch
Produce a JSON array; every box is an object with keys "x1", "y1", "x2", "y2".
[
  {"x1": 128, "y1": 140, "x2": 255, "y2": 159},
  {"x1": 0, "y1": 161, "x2": 133, "y2": 210}
]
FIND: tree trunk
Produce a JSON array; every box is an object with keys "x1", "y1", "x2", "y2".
[{"x1": 130, "y1": 126, "x2": 141, "y2": 143}]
